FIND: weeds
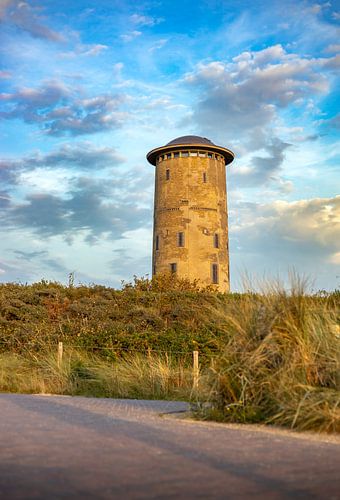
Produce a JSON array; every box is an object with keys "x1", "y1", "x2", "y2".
[
  {"x1": 0, "y1": 275, "x2": 339, "y2": 432},
  {"x1": 0, "y1": 350, "x2": 203, "y2": 401},
  {"x1": 204, "y1": 280, "x2": 340, "y2": 433}
]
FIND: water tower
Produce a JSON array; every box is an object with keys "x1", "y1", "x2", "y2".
[{"x1": 147, "y1": 136, "x2": 234, "y2": 292}]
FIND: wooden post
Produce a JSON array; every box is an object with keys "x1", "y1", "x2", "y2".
[
  {"x1": 57, "y1": 341, "x2": 63, "y2": 367},
  {"x1": 193, "y1": 350, "x2": 199, "y2": 389}
]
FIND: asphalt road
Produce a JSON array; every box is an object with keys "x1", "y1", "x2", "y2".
[{"x1": 0, "y1": 394, "x2": 339, "y2": 499}]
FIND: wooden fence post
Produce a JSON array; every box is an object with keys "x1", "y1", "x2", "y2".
[
  {"x1": 57, "y1": 341, "x2": 63, "y2": 367},
  {"x1": 193, "y1": 350, "x2": 199, "y2": 389}
]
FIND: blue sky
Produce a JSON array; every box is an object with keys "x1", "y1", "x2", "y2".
[{"x1": 0, "y1": 0, "x2": 339, "y2": 290}]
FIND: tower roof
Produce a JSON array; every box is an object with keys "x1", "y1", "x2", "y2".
[
  {"x1": 166, "y1": 135, "x2": 215, "y2": 146},
  {"x1": 147, "y1": 135, "x2": 234, "y2": 166}
]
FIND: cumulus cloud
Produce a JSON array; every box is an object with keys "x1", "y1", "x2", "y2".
[
  {"x1": 0, "y1": 191, "x2": 10, "y2": 209},
  {"x1": 0, "y1": 80, "x2": 128, "y2": 136},
  {"x1": 1, "y1": 0, "x2": 65, "y2": 42},
  {"x1": 230, "y1": 138, "x2": 291, "y2": 187},
  {"x1": 184, "y1": 45, "x2": 329, "y2": 139},
  {"x1": 1, "y1": 143, "x2": 125, "y2": 179},
  {"x1": 0, "y1": 159, "x2": 19, "y2": 184},
  {"x1": 12, "y1": 249, "x2": 68, "y2": 273},
  {"x1": 1, "y1": 176, "x2": 151, "y2": 243},
  {"x1": 324, "y1": 44, "x2": 340, "y2": 53},
  {"x1": 183, "y1": 45, "x2": 338, "y2": 188},
  {"x1": 231, "y1": 195, "x2": 340, "y2": 263}
]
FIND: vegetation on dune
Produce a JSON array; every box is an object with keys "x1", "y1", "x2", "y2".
[
  {"x1": 202, "y1": 278, "x2": 340, "y2": 433},
  {"x1": 0, "y1": 274, "x2": 339, "y2": 432},
  {"x1": 0, "y1": 350, "x2": 200, "y2": 401}
]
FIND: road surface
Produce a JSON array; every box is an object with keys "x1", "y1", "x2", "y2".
[{"x1": 0, "y1": 394, "x2": 339, "y2": 499}]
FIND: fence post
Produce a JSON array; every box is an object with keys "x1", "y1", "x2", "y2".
[
  {"x1": 57, "y1": 341, "x2": 63, "y2": 367},
  {"x1": 193, "y1": 350, "x2": 199, "y2": 389}
]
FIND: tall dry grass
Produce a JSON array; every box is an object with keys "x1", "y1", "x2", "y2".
[
  {"x1": 0, "y1": 275, "x2": 339, "y2": 433},
  {"x1": 204, "y1": 277, "x2": 340, "y2": 433},
  {"x1": 0, "y1": 350, "x2": 202, "y2": 401}
]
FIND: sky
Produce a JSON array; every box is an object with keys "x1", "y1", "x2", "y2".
[{"x1": 0, "y1": 0, "x2": 339, "y2": 291}]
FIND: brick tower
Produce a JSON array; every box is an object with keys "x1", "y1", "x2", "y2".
[{"x1": 147, "y1": 136, "x2": 234, "y2": 292}]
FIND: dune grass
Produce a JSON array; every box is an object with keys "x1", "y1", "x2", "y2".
[
  {"x1": 0, "y1": 274, "x2": 339, "y2": 432},
  {"x1": 202, "y1": 278, "x2": 340, "y2": 433},
  {"x1": 0, "y1": 350, "x2": 202, "y2": 401}
]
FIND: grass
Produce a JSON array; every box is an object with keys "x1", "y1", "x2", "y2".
[
  {"x1": 0, "y1": 350, "x2": 203, "y2": 401},
  {"x1": 202, "y1": 277, "x2": 340, "y2": 433},
  {"x1": 0, "y1": 274, "x2": 339, "y2": 433}
]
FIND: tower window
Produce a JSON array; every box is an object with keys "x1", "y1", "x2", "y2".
[
  {"x1": 212, "y1": 264, "x2": 219, "y2": 284},
  {"x1": 166, "y1": 169, "x2": 170, "y2": 180},
  {"x1": 167, "y1": 153, "x2": 172, "y2": 159},
  {"x1": 174, "y1": 152, "x2": 179, "y2": 158},
  {"x1": 170, "y1": 263, "x2": 177, "y2": 273},
  {"x1": 199, "y1": 152, "x2": 206, "y2": 157},
  {"x1": 181, "y1": 152, "x2": 189, "y2": 157},
  {"x1": 203, "y1": 172, "x2": 207, "y2": 183},
  {"x1": 207, "y1": 153, "x2": 213, "y2": 158},
  {"x1": 214, "y1": 233, "x2": 219, "y2": 248},
  {"x1": 189, "y1": 151, "x2": 197, "y2": 156},
  {"x1": 177, "y1": 232, "x2": 185, "y2": 247},
  {"x1": 155, "y1": 235, "x2": 159, "y2": 251}
]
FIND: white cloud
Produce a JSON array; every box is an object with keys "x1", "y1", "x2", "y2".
[
  {"x1": 229, "y1": 195, "x2": 340, "y2": 289},
  {"x1": 233, "y1": 195, "x2": 340, "y2": 253},
  {"x1": 324, "y1": 44, "x2": 340, "y2": 53},
  {"x1": 1, "y1": 0, "x2": 65, "y2": 42},
  {"x1": 120, "y1": 31, "x2": 142, "y2": 42},
  {"x1": 0, "y1": 80, "x2": 129, "y2": 136},
  {"x1": 182, "y1": 44, "x2": 338, "y2": 189},
  {"x1": 130, "y1": 14, "x2": 163, "y2": 27},
  {"x1": 148, "y1": 39, "x2": 168, "y2": 52}
]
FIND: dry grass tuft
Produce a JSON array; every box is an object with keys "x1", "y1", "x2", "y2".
[{"x1": 204, "y1": 278, "x2": 340, "y2": 432}]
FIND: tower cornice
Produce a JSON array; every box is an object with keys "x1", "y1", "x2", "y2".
[{"x1": 147, "y1": 142, "x2": 234, "y2": 166}]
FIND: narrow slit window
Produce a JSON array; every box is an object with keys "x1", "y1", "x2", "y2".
[
  {"x1": 177, "y1": 232, "x2": 184, "y2": 247},
  {"x1": 214, "y1": 233, "x2": 219, "y2": 248},
  {"x1": 155, "y1": 235, "x2": 159, "y2": 251},
  {"x1": 166, "y1": 169, "x2": 170, "y2": 180},
  {"x1": 203, "y1": 172, "x2": 207, "y2": 183},
  {"x1": 212, "y1": 264, "x2": 219, "y2": 284},
  {"x1": 170, "y1": 262, "x2": 177, "y2": 274}
]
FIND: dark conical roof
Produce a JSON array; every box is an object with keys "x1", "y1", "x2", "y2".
[{"x1": 166, "y1": 135, "x2": 215, "y2": 146}]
